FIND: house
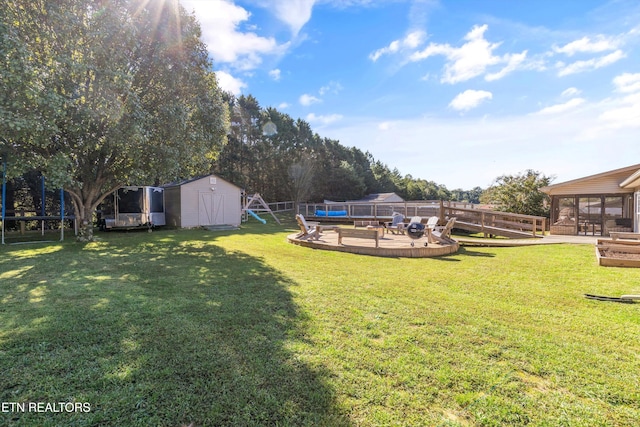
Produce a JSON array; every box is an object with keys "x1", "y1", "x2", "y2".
[
  {"x1": 540, "y1": 164, "x2": 640, "y2": 236},
  {"x1": 163, "y1": 174, "x2": 242, "y2": 228}
]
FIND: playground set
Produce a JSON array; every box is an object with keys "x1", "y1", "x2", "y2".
[{"x1": 242, "y1": 193, "x2": 280, "y2": 225}]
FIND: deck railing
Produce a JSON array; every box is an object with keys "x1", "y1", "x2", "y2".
[
  {"x1": 298, "y1": 200, "x2": 547, "y2": 238},
  {"x1": 442, "y1": 205, "x2": 546, "y2": 237},
  {"x1": 299, "y1": 200, "x2": 456, "y2": 219}
]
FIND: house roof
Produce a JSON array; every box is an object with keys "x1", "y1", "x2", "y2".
[
  {"x1": 620, "y1": 168, "x2": 640, "y2": 189},
  {"x1": 540, "y1": 163, "x2": 640, "y2": 195}
]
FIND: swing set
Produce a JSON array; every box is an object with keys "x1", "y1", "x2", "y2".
[
  {"x1": 242, "y1": 193, "x2": 281, "y2": 224},
  {"x1": 1, "y1": 159, "x2": 76, "y2": 245}
]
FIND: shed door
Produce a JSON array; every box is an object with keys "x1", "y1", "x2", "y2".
[{"x1": 198, "y1": 192, "x2": 224, "y2": 226}]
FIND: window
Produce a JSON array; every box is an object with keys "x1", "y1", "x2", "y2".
[
  {"x1": 604, "y1": 197, "x2": 623, "y2": 223},
  {"x1": 118, "y1": 188, "x2": 143, "y2": 213},
  {"x1": 555, "y1": 197, "x2": 576, "y2": 225},
  {"x1": 149, "y1": 189, "x2": 164, "y2": 213}
]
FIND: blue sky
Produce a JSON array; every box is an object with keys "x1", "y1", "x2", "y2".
[{"x1": 181, "y1": 0, "x2": 640, "y2": 190}]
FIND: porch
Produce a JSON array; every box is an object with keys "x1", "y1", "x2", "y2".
[
  {"x1": 549, "y1": 194, "x2": 635, "y2": 237},
  {"x1": 541, "y1": 164, "x2": 640, "y2": 237}
]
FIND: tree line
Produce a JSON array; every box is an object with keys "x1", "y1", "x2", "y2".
[{"x1": 214, "y1": 94, "x2": 485, "y2": 205}]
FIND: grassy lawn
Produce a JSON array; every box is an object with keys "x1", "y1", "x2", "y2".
[{"x1": 1, "y1": 218, "x2": 639, "y2": 426}]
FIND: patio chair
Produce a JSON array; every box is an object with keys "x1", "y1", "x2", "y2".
[
  {"x1": 425, "y1": 216, "x2": 439, "y2": 230},
  {"x1": 385, "y1": 212, "x2": 405, "y2": 234},
  {"x1": 429, "y1": 217, "x2": 457, "y2": 244},
  {"x1": 408, "y1": 216, "x2": 422, "y2": 225},
  {"x1": 423, "y1": 216, "x2": 439, "y2": 242},
  {"x1": 296, "y1": 214, "x2": 322, "y2": 240}
]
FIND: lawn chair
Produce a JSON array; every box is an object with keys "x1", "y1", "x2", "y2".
[
  {"x1": 385, "y1": 212, "x2": 405, "y2": 234},
  {"x1": 425, "y1": 216, "x2": 439, "y2": 230},
  {"x1": 295, "y1": 214, "x2": 321, "y2": 240},
  {"x1": 430, "y1": 217, "x2": 457, "y2": 244},
  {"x1": 408, "y1": 216, "x2": 422, "y2": 225},
  {"x1": 424, "y1": 216, "x2": 439, "y2": 243}
]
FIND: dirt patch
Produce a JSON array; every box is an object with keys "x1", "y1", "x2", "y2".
[{"x1": 601, "y1": 250, "x2": 640, "y2": 260}]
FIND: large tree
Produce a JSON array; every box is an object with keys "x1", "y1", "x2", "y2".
[
  {"x1": 1, "y1": 0, "x2": 229, "y2": 240},
  {"x1": 481, "y1": 170, "x2": 553, "y2": 217}
]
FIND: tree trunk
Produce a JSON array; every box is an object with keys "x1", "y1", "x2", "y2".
[
  {"x1": 77, "y1": 205, "x2": 95, "y2": 242},
  {"x1": 68, "y1": 187, "x2": 99, "y2": 243},
  {"x1": 68, "y1": 182, "x2": 121, "y2": 242}
]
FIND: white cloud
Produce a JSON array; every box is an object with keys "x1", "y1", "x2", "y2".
[
  {"x1": 299, "y1": 82, "x2": 342, "y2": 107},
  {"x1": 404, "y1": 30, "x2": 426, "y2": 49},
  {"x1": 271, "y1": 0, "x2": 316, "y2": 36},
  {"x1": 319, "y1": 100, "x2": 640, "y2": 189},
  {"x1": 369, "y1": 30, "x2": 427, "y2": 61},
  {"x1": 556, "y1": 50, "x2": 626, "y2": 76},
  {"x1": 215, "y1": 70, "x2": 247, "y2": 95},
  {"x1": 561, "y1": 87, "x2": 582, "y2": 97},
  {"x1": 449, "y1": 90, "x2": 493, "y2": 112},
  {"x1": 485, "y1": 51, "x2": 528, "y2": 81},
  {"x1": 534, "y1": 98, "x2": 585, "y2": 115},
  {"x1": 613, "y1": 73, "x2": 640, "y2": 93},
  {"x1": 371, "y1": 40, "x2": 401, "y2": 62},
  {"x1": 278, "y1": 102, "x2": 290, "y2": 109},
  {"x1": 592, "y1": 73, "x2": 640, "y2": 132},
  {"x1": 299, "y1": 94, "x2": 321, "y2": 106},
  {"x1": 597, "y1": 92, "x2": 640, "y2": 130},
  {"x1": 306, "y1": 113, "x2": 343, "y2": 125},
  {"x1": 553, "y1": 35, "x2": 621, "y2": 56},
  {"x1": 269, "y1": 69, "x2": 282, "y2": 81},
  {"x1": 181, "y1": 0, "x2": 288, "y2": 71},
  {"x1": 409, "y1": 24, "x2": 527, "y2": 84},
  {"x1": 319, "y1": 81, "x2": 343, "y2": 95}
]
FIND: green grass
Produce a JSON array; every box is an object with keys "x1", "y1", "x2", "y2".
[{"x1": 1, "y1": 219, "x2": 639, "y2": 426}]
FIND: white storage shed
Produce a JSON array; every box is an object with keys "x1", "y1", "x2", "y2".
[{"x1": 163, "y1": 175, "x2": 242, "y2": 228}]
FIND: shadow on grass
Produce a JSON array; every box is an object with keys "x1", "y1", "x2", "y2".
[
  {"x1": 405, "y1": 246, "x2": 496, "y2": 262},
  {"x1": 92, "y1": 215, "x2": 301, "y2": 243},
  {"x1": 455, "y1": 246, "x2": 496, "y2": 258},
  {"x1": 0, "y1": 234, "x2": 351, "y2": 426}
]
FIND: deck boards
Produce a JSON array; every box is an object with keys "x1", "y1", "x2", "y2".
[{"x1": 288, "y1": 228, "x2": 458, "y2": 258}]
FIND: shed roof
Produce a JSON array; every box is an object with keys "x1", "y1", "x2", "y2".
[
  {"x1": 162, "y1": 174, "x2": 242, "y2": 190},
  {"x1": 540, "y1": 164, "x2": 640, "y2": 196}
]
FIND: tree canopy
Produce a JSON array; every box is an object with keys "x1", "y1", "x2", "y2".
[
  {"x1": 480, "y1": 170, "x2": 553, "y2": 217},
  {"x1": 1, "y1": 0, "x2": 229, "y2": 240}
]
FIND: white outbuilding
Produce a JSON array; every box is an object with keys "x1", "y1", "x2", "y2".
[{"x1": 163, "y1": 174, "x2": 242, "y2": 228}]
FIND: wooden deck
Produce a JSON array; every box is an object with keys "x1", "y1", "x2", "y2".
[
  {"x1": 299, "y1": 200, "x2": 547, "y2": 239},
  {"x1": 287, "y1": 229, "x2": 459, "y2": 258}
]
